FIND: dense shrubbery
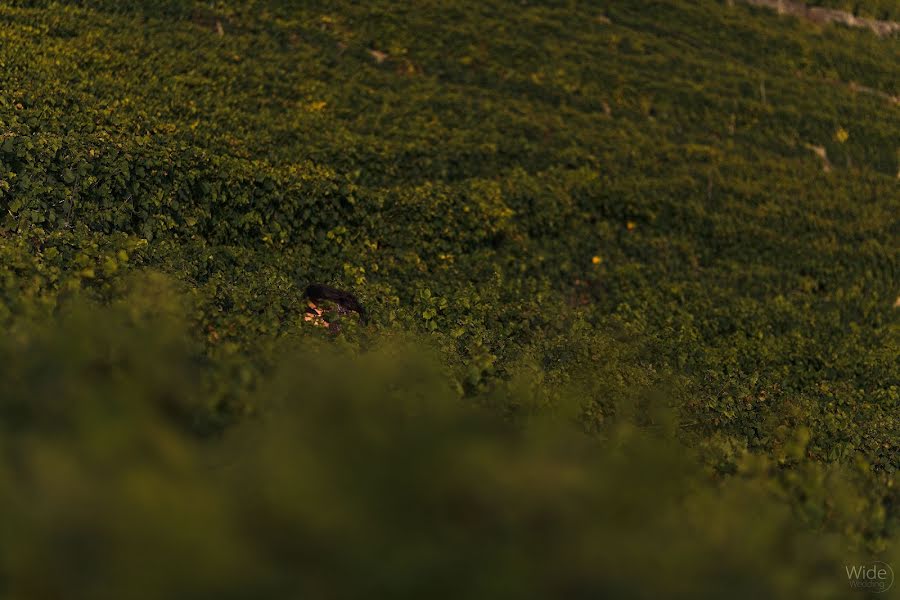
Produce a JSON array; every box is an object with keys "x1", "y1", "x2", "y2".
[
  {"x1": 1, "y1": 290, "x2": 895, "y2": 598},
  {"x1": 0, "y1": 0, "x2": 897, "y2": 595}
]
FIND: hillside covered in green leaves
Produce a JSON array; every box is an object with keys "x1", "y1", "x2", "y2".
[{"x1": 1, "y1": 1, "x2": 898, "y2": 597}]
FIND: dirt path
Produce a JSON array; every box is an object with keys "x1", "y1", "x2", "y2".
[{"x1": 738, "y1": 0, "x2": 900, "y2": 36}]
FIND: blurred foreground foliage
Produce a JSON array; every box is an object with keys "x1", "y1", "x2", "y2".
[{"x1": 0, "y1": 287, "x2": 896, "y2": 599}]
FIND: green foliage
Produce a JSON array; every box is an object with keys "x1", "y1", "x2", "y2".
[
  {"x1": 809, "y1": 0, "x2": 900, "y2": 20},
  {"x1": 1, "y1": 296, "x2": 896, "y2": 598},
  {"x1": 0, "y1": 0, "x2": 897, "y2": 593}
]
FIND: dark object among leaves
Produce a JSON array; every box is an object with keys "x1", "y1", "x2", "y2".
[{"x1": 304, "y1": 283, "x2": 368, "y2": 325}]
